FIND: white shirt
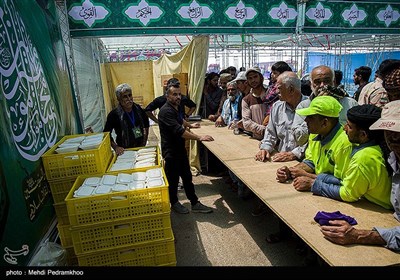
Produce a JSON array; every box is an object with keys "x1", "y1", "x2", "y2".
[{"x1": 259, "y1": 95, "x2": 308, "y2": 159}]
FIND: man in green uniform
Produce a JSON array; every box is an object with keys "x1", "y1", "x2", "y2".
[
  {"x1": 276, "y1": 95, "x2": 353, "y2": 191},
  {"x1": 311, "y1": 105, "x2": 392, "y2": 209}
]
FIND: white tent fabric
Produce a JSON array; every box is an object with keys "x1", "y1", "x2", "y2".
[
  {"x1": 152, "y1": 35, "x2": 210, "y2": 173},
  {"x1": 72, "y1": 38, "x2": 106, "y2": 133}
]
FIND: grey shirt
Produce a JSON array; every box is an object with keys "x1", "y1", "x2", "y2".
[
  {"x1": 374, "y1": 152, "x2": 400, "y2": 252},
  {"x1": 259, "y1": 95, "x2": 308, "y2": 160}
]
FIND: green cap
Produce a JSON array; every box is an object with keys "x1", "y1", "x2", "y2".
[{"x1": 296, "y1": 96, "x2": 342, "y2": 118}]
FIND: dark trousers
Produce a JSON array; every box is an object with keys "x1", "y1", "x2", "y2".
[{"x1": 164, "y1": 155, "x2": 198, "y2": 206}]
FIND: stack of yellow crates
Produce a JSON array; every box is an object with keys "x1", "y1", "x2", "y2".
[
  {"x1": 63, "y1": 148, "x2": 176, "y2": 266},
  {"x1": 41, "y1": 132, "x2": 113, "y2": 265},
  {"x1": 106, "y1": 146, "x2": 161, "y2": 173}
]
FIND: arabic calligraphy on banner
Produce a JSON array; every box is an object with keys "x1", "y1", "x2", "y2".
[
  {"x1": 304, "y1": 1, "x2": 400, "y2": 33},
  {"x1": 0, "y1": 0, "x2": 78, "y2": 266},
  {"x1": 0, "y1": 0, "x2": 58, "y2": 162},
  {"x1": 66, "y1": 0, "x2": 400, "y2": 37},
  {"x1": 22, "y1": 165, "x2": 51, "y2": 221},
  {"x1": 66, "y1": 0, "x2": 298, "y2": 37}
]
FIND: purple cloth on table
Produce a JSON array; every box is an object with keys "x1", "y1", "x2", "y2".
[{"x1": 314, "y1": 211, "x2": 358, "y2": 226}]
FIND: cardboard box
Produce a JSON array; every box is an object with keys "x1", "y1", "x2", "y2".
[{"x1": 161, "y1": 73, "x2": 188, "y2": 96}]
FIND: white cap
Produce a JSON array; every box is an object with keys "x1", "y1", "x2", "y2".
[
  {"x1": 369, "y1": 100, "x2": 400, "y2": 132},
  {"x1": 245, "y1": 66, "x2": 262, "y2": 77},
  {"x1": 232, "y1": 71, "x2": 247, "y2": 82}
]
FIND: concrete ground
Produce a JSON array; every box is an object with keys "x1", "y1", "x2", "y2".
[
  {"x1": 148, "y1": 126, "x2": 305, "y2": 267},
  {"x1": 171, "y1": 173, "x2": 305, "y2": 266}
]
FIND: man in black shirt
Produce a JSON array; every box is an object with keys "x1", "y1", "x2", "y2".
[
  {"x1": 353, "y1": 66, "x2": 372, "y2": 101},
  {"x1": 104, "y1": 83, "x2": 149, "y2": 155},
  {"x1": 145, "y1": 78, "x2": 196, "y2": 124},
  {"x1": 158, "y1": 82, "x2": 214, "y2": 214}
]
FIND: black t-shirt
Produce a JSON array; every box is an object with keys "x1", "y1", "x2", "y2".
[
  {"x1": 353, "y1": 85, "x2": 366, "y2": 101},
  {"x1": 103, "y1": 104, "x2": 149, "y2": 148},
  {"x1": 145, "y1": 95, "x2": 196, "y2": 115},
  {"x1": 158, "y1": 102, "x2": 187, "y2": 160}
]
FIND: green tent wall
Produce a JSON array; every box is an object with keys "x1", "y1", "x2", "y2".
[{"x1": 0, "y1": 0, "x2": 81, "y2": 266}]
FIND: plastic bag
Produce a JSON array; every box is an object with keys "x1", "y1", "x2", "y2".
[{"x1": 30, "y1": 240, "x2": 67, "y2": 266}]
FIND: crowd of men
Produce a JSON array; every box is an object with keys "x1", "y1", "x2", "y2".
[{"x1": 103, "y1": 59, "x2": 400, "y2": 260}]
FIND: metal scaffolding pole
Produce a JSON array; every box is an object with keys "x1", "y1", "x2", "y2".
[{"x1": 55, "y1": 0, "x2": 84, "y2": 129}]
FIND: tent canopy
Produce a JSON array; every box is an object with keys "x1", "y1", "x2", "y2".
[{"x1": 100, "y1": 34, "x2": 400, "y2": 53}]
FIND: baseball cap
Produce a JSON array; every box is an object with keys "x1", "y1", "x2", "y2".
[
  {"x1": 233, "y1": 71, "x2": 247, "y2": 82},
  {"x1": 296, "y1": 96, "x2": 342, "y2": 118},
  {"x1": 369, "y1": 100, "x2": 400, "y2": 132},
  {"x1": 245, "y1": 66, "x2": 262, "y2": 77}
]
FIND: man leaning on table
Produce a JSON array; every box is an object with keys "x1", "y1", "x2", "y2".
[
  {"x1": 253, "y1": 71, "x2": 307, "y2": 235},
  {"x1": 255, "y1": 71, "x2": 307, "y2": 163},
  {"x1": 276, "y1": 95, "x2": 353, "y2": 191},
  {"x1": 320, "y1": 100, "x2": 400, "y2": 252},
  {"x1": 158, "y1": 81, "x2": 214, "y2": 214},
  {"x1": 310, "y1": 104, "x2": 392, "y2": 210},
  {"x1": 145, "y1": 78, "x2": 196, "y2": 124}
]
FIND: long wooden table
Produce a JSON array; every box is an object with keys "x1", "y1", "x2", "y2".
[{"x1": 195, "y1": 120, "x2": 400, "y2": 266}]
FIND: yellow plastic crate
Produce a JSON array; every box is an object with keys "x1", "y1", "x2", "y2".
[
  {"x1": 106, "y1": 145, "x2": 161, "y2": 173},
  {"x1": 70, "y1": 214, "x2": 173, "y2": 254},
  {"x1": 65, "y1": 168, "x2": 170, "y2": 226},
  {"x1": 77, "y1": 239, "x2": 176, "y2": 266},
  {"x1": 63, "y1": 246, "x2": 78, "y2": 266},
  {"x1": 41, "y1": 132, "x2": 113, "y2": 180},
  {"x1": 57, "y1": 224, "x2": 72, "y2": 247},
  {"x1": 53, "y1": 202, "x2": 70, "y2": 225},
  {"x1": 49, "y1": 178, "x2": 77, "y2": 204}
]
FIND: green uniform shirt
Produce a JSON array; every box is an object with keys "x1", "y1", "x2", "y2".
[
  {"x1": 339, "y1": 144, "x2": 392, "y2": 209},
  {"x1": 303, "y1": 123, "x2": 352, "y2": 178}
]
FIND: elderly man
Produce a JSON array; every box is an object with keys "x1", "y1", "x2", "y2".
[
  {"x1": 253, "y1": 71, "x2": 307, "y2": 219},
  {"x1": 241, "y1": 67, "x2": 268, "y2": 140},
  {"x1": 255, "y1": 71, "x2": 307, "y2": 162},
  {"x1": 208, "y1": 73, "x2": 232, "y2": 122},
  {"x1": 262, "y1": 61, "x2": 293, "y2": 126},
  {"x1": 320, "y1": 100, "x2": 400, "y2": 252},
  {"x1": 292, "y1": 65, "x2": 358, "y2": 146},
  {"x1": 215, "y1": 81, "x2": 242, "y2": 127},
  {"x1": 215, "y1": 81, "x2": 248, "y2": 197},
  {"x1": 104, "y1": 83, "x2": 149, "y2": 156},
  {"x1": 230, "y1": 71, "x2": 251, "y2": 133}
]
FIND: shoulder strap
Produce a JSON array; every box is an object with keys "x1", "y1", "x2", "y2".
[
  {"x1": 367, "y1": 87, "x2": 383, "y2": 104},
  {"x1": 133, "y1": 103, "x2": 144, "y2": 129},
  {"x1": 237, "y1": 96, "x2": 243, "y2": 119}
]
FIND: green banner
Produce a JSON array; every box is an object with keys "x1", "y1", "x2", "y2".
[
  {"x1": 304, "y1": 1, "x2": 400, "y2": 34},
  {"x1": 0, "y1": 0, "x2": 81, "y2": 266},
  {"x1": 67, "y1": 0, "x2": 400, "y2": 37},
  {"x1": 67, "y1": 0, "x2": 298, "y2": 37}
]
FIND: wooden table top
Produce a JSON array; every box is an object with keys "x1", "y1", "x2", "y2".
[{"x1": 195, "y1": 120, "x2": 400, "y2": 266}]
